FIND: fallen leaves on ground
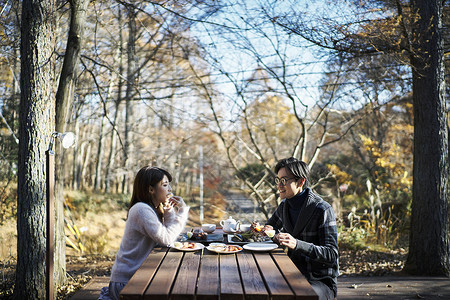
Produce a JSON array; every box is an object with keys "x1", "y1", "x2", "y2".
[{"x1": 339, "y1": 248, "x2": 407, "y2": 276}]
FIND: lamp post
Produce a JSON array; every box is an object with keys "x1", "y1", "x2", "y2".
[{"x1": 46, "y1": 132, "x2": 75, "y2": 300}]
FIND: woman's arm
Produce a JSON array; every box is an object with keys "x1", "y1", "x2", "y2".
[{"x1": 132, "y1": 203, "x2": 189, "y2": 246}]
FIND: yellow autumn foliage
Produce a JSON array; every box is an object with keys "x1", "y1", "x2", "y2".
[
  {"x1": 327, "y1": 164, "x2": 352, "y2": 184},
  {"x1": 359, "y1": 134, "x2": 412, "y2": 191}
]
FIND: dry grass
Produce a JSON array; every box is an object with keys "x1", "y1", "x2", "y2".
[{"x1": 0, "y1": 220, "x2": 16, "y2": 260}]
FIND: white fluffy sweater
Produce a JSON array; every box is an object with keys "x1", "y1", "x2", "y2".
[{"x1": 110, "y1": 202, "x2": 189, "y2": 283}]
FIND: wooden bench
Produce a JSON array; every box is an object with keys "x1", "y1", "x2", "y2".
[{"x1": 70, "y1": 276, "x2": 109, "y2": 300}]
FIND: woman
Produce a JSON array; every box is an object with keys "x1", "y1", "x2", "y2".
[
  {"x1": 261, "y1": 157, "x2": 339, "y2": 300},
  {"x1": 99, "y1": 166, "x2": 189, "y2": 300}
]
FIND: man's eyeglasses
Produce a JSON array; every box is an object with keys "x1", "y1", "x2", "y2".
[{"x1": 274, "y1": 177, "x2": 296, "y2": 186}]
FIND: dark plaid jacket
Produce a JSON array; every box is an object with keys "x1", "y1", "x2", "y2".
[{"x1": 266, "y1": 188, "x2": 339, "y2": 293}]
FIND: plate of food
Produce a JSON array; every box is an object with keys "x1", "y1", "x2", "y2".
[
  {"x1": 179, "y1": 229, "x2": 224, "y2": 243},
  {"x1": 228, "y1": 234, "x2": 273, "y2": 244},
  {"x1": 171, "y1": 241, "x2": 205, "y2": 251},
  {"x1": 228, "y1": 224, "x2": 274, "y2": 244},
  {"x1": 243, "y1": 242, "x2": 278, "y2": 252},
  {"x1": 206, "y1": 243, "x2": 243, "y2": 254}
]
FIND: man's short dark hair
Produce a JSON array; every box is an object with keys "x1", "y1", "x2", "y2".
[{"x1": 274, "y1": 157, "x2": 310, "y2": 187}]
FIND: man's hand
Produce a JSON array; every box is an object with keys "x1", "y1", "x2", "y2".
[
  {"x1": 262, "y1": 225, "x2": 273, "y2": 231},
  {"x1": 275, "y1": 232, "x2": 297, "y2": 250}
]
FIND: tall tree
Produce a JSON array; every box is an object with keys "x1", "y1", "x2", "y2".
[
  {"x1": 122, "y1": 3, "x2": 137, "y2": 194},
  {"x1": 404, "y1": 0, "x2": 449, "y2": 275},
  {"x1": 54, "y1": 0, "x2": 90, "y2": 286},
  {"x1": 16, "y1": 0, "x2": 56, "y2": 298}
]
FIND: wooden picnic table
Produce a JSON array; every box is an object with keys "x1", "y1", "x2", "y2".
[{"x1": 119, "y1": 244, "x2": 318, "y2": 300}]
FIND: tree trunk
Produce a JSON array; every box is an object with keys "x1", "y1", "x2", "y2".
[
  {"x1": 105, "y1": 60, "x2": 123, "y2": 192},
  {"x1": 55, "y1": 0, "x2": 89, "y2": 132},
  {"x1": 105, "y1": 6, "x2": 124, "y2": 193},
  {"x1": 99, "y1": 60, "x2": 120, "y2": 192},
  {"x1": 123, "y1": 5, "x2": 137, "y2": 193},
  {"x1": 404, "y1": 0, "x2": 450, "y2": 276},
  {"x1": 105, "y1": 109, "x2": 119, "y2": 193},
  {"x1": 81, "y1": 141, "x2": 92, "y2": 189},
  {"x1": 53, "y1": 0, "x2": 90, "y2": 286},
  {"x1": 72, "y1": 118, "x2": 81, "y2": 190},
  {"x1": 16, "y1": 0, "x2": 56, "y2": 299},
  {"x1": 11, "y1": 0, "x2": 21, "y2": 122},
  {"x1": 94, "y1": 114, "x2": 107, "y2": 190}
]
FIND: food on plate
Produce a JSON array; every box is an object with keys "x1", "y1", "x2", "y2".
[
  {"x1": 208, "y1": 243, "x2": 242, "y2": 253},
  {"x1": 174, "y1": 242, "x2": 198, "y2": 250},
  {"x1": 231, "y1": 223, "x2": 273, "y2": 242},
  {"x1": 189, "y1": 228, "x2": 208, "y2": 240},
  {"x1": 223, "y1": 245, "x2": 242, "y2": 252},
  {"x1": 252, "y1": 224, "x2": 264, "y2": 232},
  {"x1": 208, "y1": 243, "x2": 226, "y2": 250}
]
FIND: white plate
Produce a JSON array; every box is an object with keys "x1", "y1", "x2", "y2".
[
  {"x1": 206, "y1": 244, "x2": 243, "y2": 254},
  {"x1": 171, "y1": 242, "x2": 205, "y2": 251},
  {"x1": 243, "y1": 243, "x2": 278, "y2": 252}
]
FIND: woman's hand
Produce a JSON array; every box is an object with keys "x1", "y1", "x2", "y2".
[
  {"x1": 166, "y1": 195, "x2": 186, "y2": 210},
  {"x1": 275, "y1": 232, "x2": 297, "y2": 250}
]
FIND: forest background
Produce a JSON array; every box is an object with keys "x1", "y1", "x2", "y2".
[{"x1": 0, "y1": 0, "x2": 449, "y2": 299}]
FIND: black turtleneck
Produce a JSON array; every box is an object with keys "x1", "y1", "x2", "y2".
[{"x1": 286, "y1": 189, "x2": 307, "y2": 226}]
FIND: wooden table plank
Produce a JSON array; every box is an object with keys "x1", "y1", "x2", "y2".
[
  {"x1": 220, "y1": 253, "x2": 244, "y2": 300},
  {"x1": 271, "y1": 250, "x2": 318, "y2": 300},
  {"x1": 121, "y1": 246, "x2": 317, "y2": 300},
  {"x1": 196, "y1": 249, "x2": 220, "y2": 300},
  {"x1": 253, "y1": 252, "x2": 295, "y2": 300},
  {"x1": 237, "y1": 251, "x2": 269, "y2": 300},
  {"x1": 143, "y1": 249, "x2": 183, "y2": 300},
  {"x1": 171, "y1": 250, "x2": 202, "y2": 300},
  {"x1": 119, "y1": 247, "x2": 167, "y2": 300}
]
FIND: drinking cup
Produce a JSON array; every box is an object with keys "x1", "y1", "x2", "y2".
[{"x1": 201, "y1": 224, "x2": 216, "y2": 233}]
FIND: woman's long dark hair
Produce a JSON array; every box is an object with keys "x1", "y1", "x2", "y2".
[{"x1": 128, "y1": 166, "x2": 172, "y2": 218}]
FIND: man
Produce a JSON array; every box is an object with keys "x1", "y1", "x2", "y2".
[{"x1": 263, "y1": 157, "x2": 339, "y2": 300}]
